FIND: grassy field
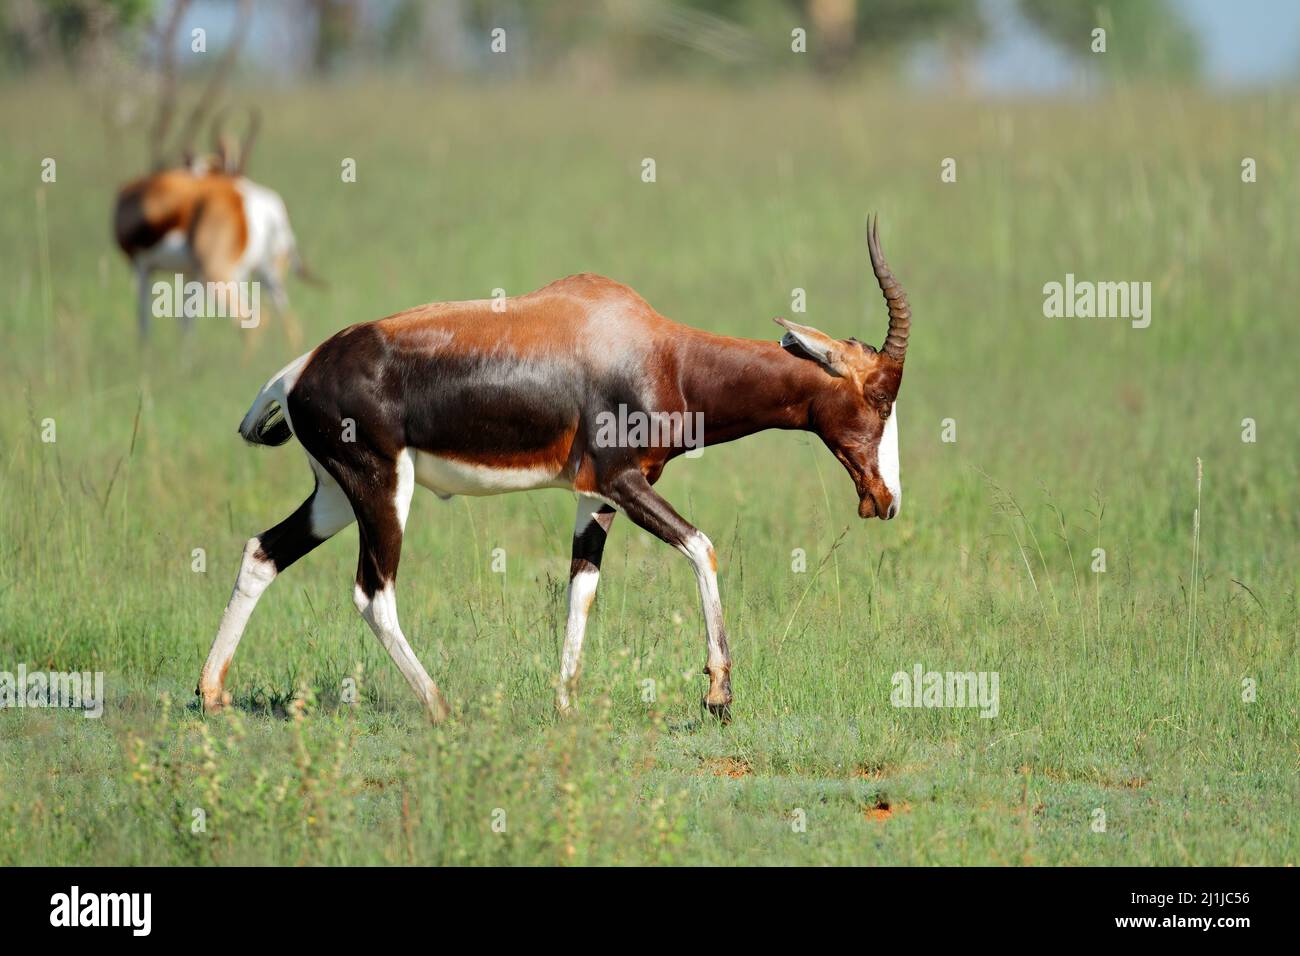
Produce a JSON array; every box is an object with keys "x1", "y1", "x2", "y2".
[{"x1": 0, "y1": 77, "x2": 1296, "y2": 865}]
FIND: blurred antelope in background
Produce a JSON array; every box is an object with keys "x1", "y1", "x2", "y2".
[{"x1": 111, "y1": 0, "x2": 316, "y2": 346}]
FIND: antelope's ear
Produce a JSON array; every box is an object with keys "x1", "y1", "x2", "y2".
[{"x1": 774, "y1": 317, "x2": 848, "y2": 376}]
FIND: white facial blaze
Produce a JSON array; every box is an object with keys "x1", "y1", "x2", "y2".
[{"x1": 878, "y1": 402, "x2": 901, "y2": 512}]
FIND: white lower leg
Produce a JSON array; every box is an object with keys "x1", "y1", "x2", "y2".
[
  {"x1": 199, "y1": 538, "x2": 276, "y2": 709},
  {"x1": 556, "y1": 497, "x2": 616, "y2": 711},
  {"x1": 679, "y1": 531, "x2": 731, "y2": 705},
  {"x1": 558, "y1": 567, "x2": 600, "y2": 711},
  {"x1": 354, "y1": 583, "x2": 447, "y2": 720}
]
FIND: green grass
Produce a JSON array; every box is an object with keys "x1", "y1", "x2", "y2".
[{"x1": 0, "y1": 77, "x2": 1296, "y2": 865}]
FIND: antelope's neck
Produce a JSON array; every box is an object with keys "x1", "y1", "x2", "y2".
[{"x1": 673, "y1": 332, "x2": 825, "y2": 446}]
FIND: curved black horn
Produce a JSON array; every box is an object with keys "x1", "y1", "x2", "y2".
[
  {"x1": 868, "y1": 214, "x2": 911, "y2": 363},
  {"x1": 235, "y1": 107, "x2": 261, "y2": 175}
]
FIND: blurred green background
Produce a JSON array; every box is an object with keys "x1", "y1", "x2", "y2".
[{"x1": 0, "y1": 1, "x2": 1296, "y2": 865}]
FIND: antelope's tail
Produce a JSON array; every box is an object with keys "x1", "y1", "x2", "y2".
[
  {"x1": 289, "y1": 231, "x2": 328, "y2": 288},
  {"x1": 238, "y1": 352, "x2": 310, "y2": 446}
]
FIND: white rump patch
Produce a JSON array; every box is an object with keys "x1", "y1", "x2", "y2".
[{"x1": 234, "y1": 178, "x2": 295, "y2": 275}]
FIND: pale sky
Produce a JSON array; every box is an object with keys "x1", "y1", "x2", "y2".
[{"x1": 972, "y1": 0, "x2": 1300, "y2": 92}]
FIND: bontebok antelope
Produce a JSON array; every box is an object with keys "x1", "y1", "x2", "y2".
[
  {"x1": 200, "y1": 218, "x2": 911, "y2": 720},
  {"x1": 112, "y1": 0, "x2": 313, "y2": 342},
  {"x1": 113, "y1": 111, "x2": 314, "y2": 342}
]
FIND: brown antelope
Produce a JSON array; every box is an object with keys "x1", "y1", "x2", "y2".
[
  {"x1": 199, "y1": 218, "x2": 910, "y2": 721},
  {"x1": 112, "y1": 0, "x2": 311, "y2": 343}
]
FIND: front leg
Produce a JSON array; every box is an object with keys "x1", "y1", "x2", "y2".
[
  {"x1": 134, "y1": 264, "x2": 153, "y2": 340},
  {"x1": 602, "y1": 471, "x2": 732, "y2": 719},
  {"x1": 558, "y1": 496, "x2": 617, "y2": 713}
]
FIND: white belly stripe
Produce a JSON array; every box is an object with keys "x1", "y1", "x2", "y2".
[{"x1": 411, "y1": 451, "x2": 570, "y2": 498}]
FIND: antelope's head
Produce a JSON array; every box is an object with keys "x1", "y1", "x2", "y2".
[
  {"x1": 774, "y1": 216, "x2": 911, "y2": 520},
  {"x1": 182, "y1": 107, "x2": 262, "y2": 177}
]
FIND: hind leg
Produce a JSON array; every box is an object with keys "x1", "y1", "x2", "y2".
[
  {"x1": 198, "y1": 462, "x2": 354, "y2": 713},
  {"x1": 259, "y1": 257, "x2": 303, "y2": 350},
  {"x1": 557, "y1": 496, "x2": 617, "y2": 713},
  {"x1": 348, "y1": 450, "x2": 449, "y2": 722}
]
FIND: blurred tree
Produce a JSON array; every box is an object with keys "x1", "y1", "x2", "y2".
[
  {"x1": 839, "y1": 0, "x2": 987, "y2": 74},
  {"x1": 1, "y1": 0, "x2": 154, "y2": 71},
  {"x1": 303, "y1": 0, "x2": 359, "y2": 74},
  {"x1": 557, "y1": 0, "x2": 989, "y2": 78},
  {"x1": 1017, "y1": 0, "x2": 1201, "y2": 79},
  {"x1": 244, "y1": 0, "x2": 995, "y2": 82},
  {"x1": 382, "y1": 0, "x2": 427, "y2": 61}
]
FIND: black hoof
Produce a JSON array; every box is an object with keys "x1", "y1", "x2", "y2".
[{"x1": 702, "y1": 698, "x2": 732, "y2": 724}]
